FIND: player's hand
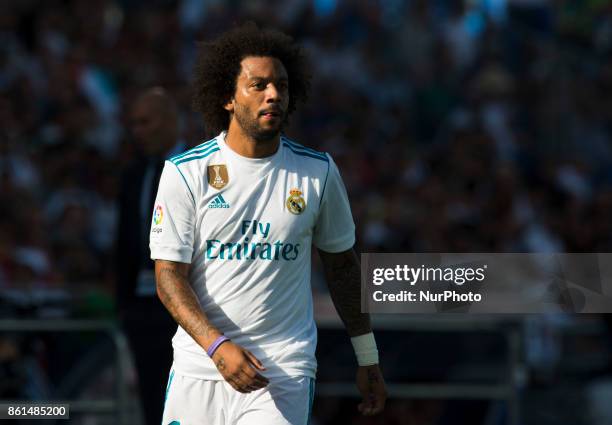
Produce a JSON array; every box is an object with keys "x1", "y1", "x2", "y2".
[
  {"x1": 356, "y1": 364, "x2": 387, "y2": 416},
  {"x1": 211, "y1": 341, "x2": 269, "y2": 393}
]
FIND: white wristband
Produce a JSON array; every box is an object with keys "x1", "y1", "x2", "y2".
[{"x1": 350, "y1": 332, "x2": 379, "y2": 366}]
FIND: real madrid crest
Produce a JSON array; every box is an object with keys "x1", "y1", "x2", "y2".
[
  {"x1": 207, "y1": 164, "x2": 229, "y2": 189},
  {"x1": 286, "y1": 188, "x2": 306, "y2": 215}
]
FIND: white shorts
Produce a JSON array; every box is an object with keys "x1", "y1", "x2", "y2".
[{"x1": 162, "y1": 368, "x2": 315, "y2": 425}]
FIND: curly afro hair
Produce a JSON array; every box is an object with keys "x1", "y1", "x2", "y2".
[{"x1": 192, "y1": 22, "x2": 311, "y2": 135}]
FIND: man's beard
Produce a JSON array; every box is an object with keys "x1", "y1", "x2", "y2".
[{"x1": 234, "y1": 104, "x2": 283, "y2": 143}]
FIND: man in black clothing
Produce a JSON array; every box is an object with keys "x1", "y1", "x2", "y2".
[{"x1": 116, "y1": 87, "x2": 183, "y2": 425}]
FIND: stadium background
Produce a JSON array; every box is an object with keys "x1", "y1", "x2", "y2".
[{"x1": 2, "y1": 0, "x2": 612, "y2": 424}]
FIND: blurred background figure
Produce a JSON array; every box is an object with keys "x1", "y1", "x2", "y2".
[{"x1": 116, "y1": 87, "x2": 183, "y2": 425}]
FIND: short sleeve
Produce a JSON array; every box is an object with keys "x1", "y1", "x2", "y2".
[
  {"x1": 313, "y1": 155, "x2": 355, "y2": 252},
  {"x1": 149, "y1": 161, "x2": 196, "y2": 263}
]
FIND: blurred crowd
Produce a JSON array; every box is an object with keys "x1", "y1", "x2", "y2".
[
  {"x1": 2, "y1": 1, "x2": 612, "y2": 423},
  {"x1": 1, "y1": 0, "x2": 612, "y2": 304}
]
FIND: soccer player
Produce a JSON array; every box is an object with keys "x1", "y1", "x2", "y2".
[{"x1": 150, "y1": 23, "x2": 387, "y2": 424}]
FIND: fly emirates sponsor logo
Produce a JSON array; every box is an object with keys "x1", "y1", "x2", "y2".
[{"x1": 205, "y1": 220, "x2": 300, "y2": 261}]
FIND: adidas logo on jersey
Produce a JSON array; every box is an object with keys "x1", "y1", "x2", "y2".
[{"x1": 208, "y1": 194, "x2": 230, "y2": 209}]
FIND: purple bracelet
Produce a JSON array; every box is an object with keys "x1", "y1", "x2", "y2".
[{"x1": 207, "y1": 335, "x2": 230, "y2": 357}]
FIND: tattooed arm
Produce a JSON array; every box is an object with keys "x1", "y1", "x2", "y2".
[
  {"x1": 318, "y1": 249, "x2": 387, "y2": 415},
  {"x1": 317, "y1": 248, "x2": 370, "y2": 336},
  {"x1": 155, "y1": 260, "x2": 220, "y2": 347},
  {"x1": 154, "y1": 260, "x2": 268, "y2": 393}
]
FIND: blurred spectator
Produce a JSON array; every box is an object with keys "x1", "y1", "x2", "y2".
[{"x1": 116, "y1": 87, "x2": 182, "y2": 425}]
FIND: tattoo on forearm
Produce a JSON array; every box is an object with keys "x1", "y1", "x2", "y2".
[
  {"x1": 216, "y1": 357, "x2": 226, "y2": 371},
  {"x1": 367, "y1": 369, "x2": 379, "y2": 383},
  {"x1": 156, "y1": 264, "x2": 216, "y2": 341},
  {"x1": 320, "y1": 250, "x2": 371, "y2": 336}
]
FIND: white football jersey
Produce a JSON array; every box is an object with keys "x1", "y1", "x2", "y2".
[{"x1": 149, "y1": 131, "x2": 355, "y2": 380}]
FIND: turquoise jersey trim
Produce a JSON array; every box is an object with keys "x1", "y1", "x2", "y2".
[
  {"x1": 161, "y1": 370, "x2": 176, "y2": 425},
  {"x1": 170, "y1": 142, "x2": 218, "y2": 163},
  {"x1": 165, "y1": 370, "x2": 175, "y2": 402},
  {"x1": 319, "y1": 158, "x2": 331, "y2": 208},
  {"x1": 283, "y1": 143, "x2": 329, "y2": 162},
  {"x1": 169, "y1": 137, "x2": 217, "y2": 162},
  {"x1": 306, "y1": 378, "x2": 315, "y2": 424},
  {"x1": 282, "y1": 138, "x2": 327, "y2": 160},
  {"x1": 169, "y1": 161, "x2": 195, "y2": 203},
  {"x1": 173, "y1": 147, "x2": 220, "y2": 165}
]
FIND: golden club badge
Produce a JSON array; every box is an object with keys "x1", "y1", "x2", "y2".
[
  {"x1": 207, "y1": 164, "x2": 229, "y2": 189},
  {"x1": 286, "y1": 188, "x2": 306, "y2": 215}
]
